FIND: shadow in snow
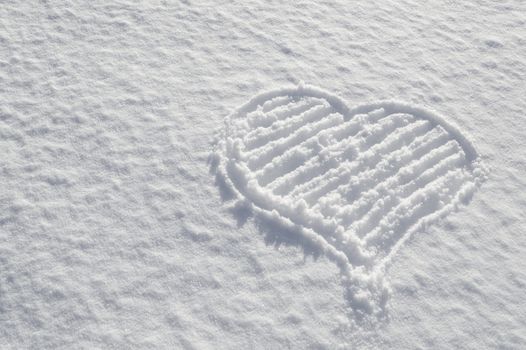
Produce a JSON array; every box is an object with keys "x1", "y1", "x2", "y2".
[{"x1": 254, "y1": 214, "x2": 324, "y2": 262}]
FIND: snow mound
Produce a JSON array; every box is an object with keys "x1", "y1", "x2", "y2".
[{"x1": 214, "y1": 84, "x2": 486, "y2": 316}]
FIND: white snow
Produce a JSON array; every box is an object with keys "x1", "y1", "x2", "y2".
[{"x1": 1, "y1": 0, "x2": 525, "y2": 349}]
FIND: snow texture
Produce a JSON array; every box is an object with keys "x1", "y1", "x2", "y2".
[{"x1": 1, "y1": 0, "x2": 526, "y2": 349}]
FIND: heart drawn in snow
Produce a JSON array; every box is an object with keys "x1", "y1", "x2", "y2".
[{"x1": 213, "y1": 84, "x2": 486, "y2": 315}]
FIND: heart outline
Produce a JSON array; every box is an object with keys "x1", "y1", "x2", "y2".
[{"x1": 213, "y1": 84, "x2": 486, "y2": 315}]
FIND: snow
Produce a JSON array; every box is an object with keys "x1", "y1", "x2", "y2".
[{"x1": 1, "y1": 0, "x2": 525, "y2": 349}]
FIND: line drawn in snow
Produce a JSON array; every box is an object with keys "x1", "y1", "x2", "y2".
[{"x1": 211, "y1": 83, "x2": 487, "y2": 318}]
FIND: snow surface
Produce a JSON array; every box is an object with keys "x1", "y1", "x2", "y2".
[{"x1": 1, "y1": 0, "x2": 525, "y2": 349}]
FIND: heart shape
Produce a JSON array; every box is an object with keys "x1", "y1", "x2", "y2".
[{"x1": 214, "y1": 84, "x2": 486, "y2": 314}]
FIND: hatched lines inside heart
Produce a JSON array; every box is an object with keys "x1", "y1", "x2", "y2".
[{"x1": 228, "y1": 93, "x2": 479, "y2": 266}]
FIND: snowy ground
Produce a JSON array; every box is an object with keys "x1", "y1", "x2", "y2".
[{"x1": 1, "y1": 1, "x2": 525, "y2": 349}]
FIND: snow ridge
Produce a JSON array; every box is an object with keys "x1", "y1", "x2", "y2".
[{"x1": 214, "y1": 84, "x2": 486, "y2": 316}]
